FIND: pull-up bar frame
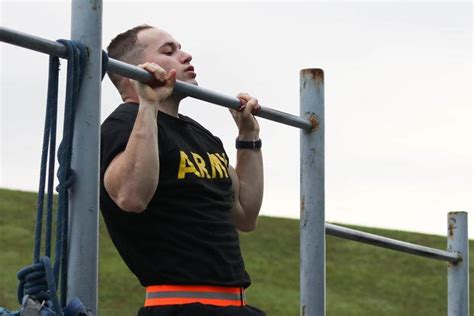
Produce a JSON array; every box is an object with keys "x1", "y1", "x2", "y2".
[{"x1": 0, "y1": 1, "x2": 468, "y2": 315}]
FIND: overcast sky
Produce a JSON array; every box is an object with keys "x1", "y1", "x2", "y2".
[{"x1": 1, "y1": 1, "x2": 472, "y2": 238}]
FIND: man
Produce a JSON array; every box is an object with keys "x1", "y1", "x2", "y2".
[{"x1": 100, "y1": 24, "x2": 265, "y2": 316}]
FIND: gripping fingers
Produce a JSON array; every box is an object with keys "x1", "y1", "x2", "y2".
[
  {"x1": 165, "y1": 69, "x2": 177, "y2": 88},
  {"x1": 231, "y1": 92, "x2": 261, "y2": 137},
  {"x1": 237, "y1": 93, "x2": 260, "y2": 115},
  {"x1": 131, "y1": 63, "x2": 177, "y2": 101},
  {"x1": 141, "y1": 62, "x2": 168, "y2": 87},
  {"x1": 249, "y1": 99, "x2": 261, "y2": 115}
]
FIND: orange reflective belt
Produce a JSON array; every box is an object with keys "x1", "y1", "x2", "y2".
[{"x1": 145, "y1": 285, "x2": 246, "y2": 307}]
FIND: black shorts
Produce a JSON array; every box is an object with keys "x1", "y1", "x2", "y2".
[{"x1": 138, "y1": 304, "x2": 266, "y2": 316}]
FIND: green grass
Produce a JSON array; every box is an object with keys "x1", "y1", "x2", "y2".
[{"x1": 0, "y1": 188, "x2": 472, "y2": 315}]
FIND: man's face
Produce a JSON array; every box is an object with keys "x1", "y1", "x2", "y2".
[{"x1": 137, "y1": 28, "x2": 197, "y2": 85}]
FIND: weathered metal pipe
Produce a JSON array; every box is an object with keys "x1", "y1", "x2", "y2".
[
  {"x1": 325, "y1": 223, "x2": 461, "y2": 262},
  {"x1": 447, "y1": 212, "x2": 469, "y2": 316},
  {"x1": 300, "y1": 68, "x2": 325, "y2": 316},
  {"x1": 0, "y1": 26, "x2": 68, "y2": 58},
  {"x1": 0, "y1": 26, "x2": 313, "y2": 130},
  {"x1": 66, "y1": 1, "x2": 102, "y2": 314}
]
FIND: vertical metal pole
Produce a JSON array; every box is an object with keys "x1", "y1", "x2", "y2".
[
  {"x1": 300, "y1": 69, "x2": 325, "y2": 316},
  {"x1": 447, "y1": 211, "x2": 469, "y2": 316},
  {"x1": 68, "y1": 0, "x2": 102, "y2": 314}
]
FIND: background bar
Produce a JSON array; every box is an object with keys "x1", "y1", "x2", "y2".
[{"x1": 326, "y1": 223, "x2": 460, "y2": 262}]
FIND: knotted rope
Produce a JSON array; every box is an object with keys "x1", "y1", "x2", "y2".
[
  {"x1": 17, "y1": 39, "x2": 87, "y2": 314},
  {"x1": 2, "y1": 42, "x2": 109, "y2": 316}
]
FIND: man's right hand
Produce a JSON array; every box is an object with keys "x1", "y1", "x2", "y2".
[{"x1": 130, "y1": 62, "x2": 177, "y2": 103}]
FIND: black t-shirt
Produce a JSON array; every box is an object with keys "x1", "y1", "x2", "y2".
[{"x1": 100, "y1": 102, "x2": 251, "y2": 288}]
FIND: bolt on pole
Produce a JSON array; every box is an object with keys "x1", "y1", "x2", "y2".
[
  {"x1": 447, "y1": 211, "x2": 469, "y2": 316},
  {"x1": 300, "y1": 69, "x2": 325, "y2": 316}
]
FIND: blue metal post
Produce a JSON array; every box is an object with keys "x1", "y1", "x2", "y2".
[
  {"x1": 447, "y1": 211, "x2": 469, "y2": 316},
  {"x1": 300, "y1": 69, "x2": 325, "y2": 316},
  {"x1": 67, "y1": 0, "x2": 102, "y2": 314}
]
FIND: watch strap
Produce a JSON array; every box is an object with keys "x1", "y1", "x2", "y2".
[{"x1": 235, "y1": 139, "x2": 262, "y2": 150}]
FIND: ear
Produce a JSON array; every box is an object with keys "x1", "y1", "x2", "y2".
[{"x1": 119, "y1": 77, "x2": 139, "y2": 103}]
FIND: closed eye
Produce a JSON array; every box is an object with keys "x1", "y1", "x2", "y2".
[{"x1": 158, "y1": 40, "x2": 181, "y2": 55}]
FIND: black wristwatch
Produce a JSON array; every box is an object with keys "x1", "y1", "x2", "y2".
[{"x1": 235, "y1": 139, "x2": 262, "y2": 150}]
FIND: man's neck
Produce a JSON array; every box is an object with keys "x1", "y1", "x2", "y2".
[{"x1": 156, "y1": 97, "x2": 180, "y2": 117}]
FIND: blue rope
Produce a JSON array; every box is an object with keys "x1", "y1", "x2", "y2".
[
  {"x1": 5, "y1": 45, "x2": 109, "y2": 316},
  {"x1": 17, "y1": 257, "x2": 61, "y2": 313},
  {"x1": 55, "y1": 39, "x2": 87, "y2": 308},
  {"x1": 15, "y1": 39, "x2": 87, "y2": 315},
  {"x1": 34, "y1": 55, "x2": 59, "y2": 263},
  {"x1": 45, "y1": 60, "x2": 59, "y2": 259}
]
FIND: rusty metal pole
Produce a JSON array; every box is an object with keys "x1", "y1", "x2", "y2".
[
  {"x1": 447, "y1": 211, "x2": 469, "y2": 316},
  {"x1": 300, "y1": 69, "x2": 325, "y2": 316}
]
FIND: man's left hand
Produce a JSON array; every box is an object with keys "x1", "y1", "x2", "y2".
[{"x1": 230, "y1": 92, "x2": 261, "y2": 140}]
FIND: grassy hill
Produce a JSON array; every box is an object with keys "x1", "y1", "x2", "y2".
[{"x1": 0, "y1": 188, "x2": 472, "y2": 315}]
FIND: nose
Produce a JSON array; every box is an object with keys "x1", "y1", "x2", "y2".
[{"x1": 180, "y1": 51, "x2": 192, "y2": 64}]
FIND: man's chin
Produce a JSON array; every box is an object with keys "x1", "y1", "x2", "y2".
[{"x1": 178, "y1": 75, "x2": 198, "y2": 85}]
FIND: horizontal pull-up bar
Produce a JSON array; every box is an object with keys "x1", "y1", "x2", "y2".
[
  {"x1": 326, "y1": 223, "x2": 461, "y2": 263},
  {"x1": 0, "y1": 26, "x2": 314, "y2": 130}
]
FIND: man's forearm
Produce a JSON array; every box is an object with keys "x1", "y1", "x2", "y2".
[{"x1": 235, "y1": 148, "x2": 264, "y2": 222}]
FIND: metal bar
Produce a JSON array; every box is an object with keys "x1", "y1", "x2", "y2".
[
  {"x1": 326, "y1": 223, "x2": 461, "y2": 262},
  {"x1": 447, "y1": 212, "x2": 469, "y2": 316},
  {"x1": 0, "y1": 26, "x2": 313, "y2": 130},
  {"x1": 0, "y1": 26, "x2": 68, "y2": 58},
  {"x1": 66, "y1": 1, "x2": 102, "y2": 314},
  {"x1": 300, "y1": 69, "x2": 325, "y2": 316}
]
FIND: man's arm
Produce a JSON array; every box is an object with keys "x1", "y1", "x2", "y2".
[
  {"x1": 104, "y1": 63, "x2": 176, "y2": 213},
  {"x1": 229, "y1": 93, "x2": 264, "y2": 231}
]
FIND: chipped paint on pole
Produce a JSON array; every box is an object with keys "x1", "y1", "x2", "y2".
[
  {"x1": 300, "y1": 68, "x2": 325, "y2": 316},
  {"x1": 447, "y1": 212, "x2": 469, "y2": 316}
]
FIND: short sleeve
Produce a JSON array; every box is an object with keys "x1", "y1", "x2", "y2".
[{"x1": 100, "y1": 111, "x2": 136, "y2": 178}]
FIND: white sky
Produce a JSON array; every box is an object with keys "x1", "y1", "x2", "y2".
[{"x1": 1, "y1": 1, "x2": 472, "y2": 238}]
